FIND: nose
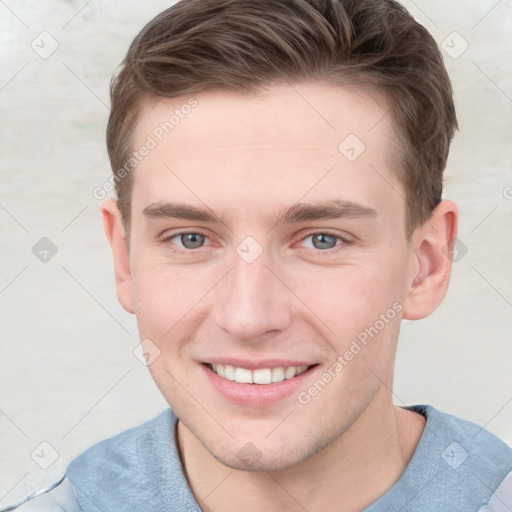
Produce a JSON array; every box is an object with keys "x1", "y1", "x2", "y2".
[{"x1": 212, "y1": 248, "x2": 293, "y2": 342}]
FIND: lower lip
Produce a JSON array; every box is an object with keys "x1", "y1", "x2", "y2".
[{"x1": 201, "y1": 364, "x2": 316, "y2": 408}]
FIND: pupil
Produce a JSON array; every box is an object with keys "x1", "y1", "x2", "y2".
[{"x1": 313, "y1": 234, "x2": 336, "y2": 250}]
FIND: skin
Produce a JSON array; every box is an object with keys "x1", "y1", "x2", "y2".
[{"x1": 102, "y1": 82, "x2": 458, "y2": 511}]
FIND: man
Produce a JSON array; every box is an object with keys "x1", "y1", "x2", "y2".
[{"x1": 5, "y1": 0, "x2": 511, "y2": 510}]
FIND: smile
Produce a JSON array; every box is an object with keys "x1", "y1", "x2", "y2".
[{"x1": 208, "y1": 363, "x2": 310, "y2": 384}]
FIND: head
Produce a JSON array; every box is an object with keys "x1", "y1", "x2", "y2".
[{"x1": 102, "y1": 0, "x2": 459, "y2": 471}]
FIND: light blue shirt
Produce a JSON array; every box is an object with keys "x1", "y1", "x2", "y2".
[{"x1": 3, "y1": 405, "x2": 511, "y2": 511}]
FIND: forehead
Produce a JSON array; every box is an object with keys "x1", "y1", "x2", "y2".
[{"x1": 129, "y1": 82, "x2": 403, "y2": 226}]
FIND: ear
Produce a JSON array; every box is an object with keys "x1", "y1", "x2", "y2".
[
  {"x1": 402, "y1": 200, "x2": 459, "y2": 320},
  {"x1": 101, "y1": 198, "x2": 135, "y2": 314}
]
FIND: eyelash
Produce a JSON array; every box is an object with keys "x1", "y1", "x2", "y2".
[{"x1": 162, "y1": 230, "x2": 351, "y2": 254}]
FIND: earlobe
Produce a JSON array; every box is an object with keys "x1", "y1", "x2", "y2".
[
  {"x1": 101, "y1": 198, "x2": 135, "y2": 314},
  {"x1": 402, "y1": 200, "x2": 459, "y2": 320}
]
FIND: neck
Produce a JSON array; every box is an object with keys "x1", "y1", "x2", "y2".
[{"x1": 177, "y1": 388, "x2": 426, "y2": 512}]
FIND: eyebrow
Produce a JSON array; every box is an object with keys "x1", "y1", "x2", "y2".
[
  {"x1": 142, "y1": 199, "x2": 378, "y2": 224},
  {"x1": 275, "y1": 200, "x2": 378, "y2": 224},
  {"x1": 143, "y1": 202, "x2": 217, "y2": 222}
]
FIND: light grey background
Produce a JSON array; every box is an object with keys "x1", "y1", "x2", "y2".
[{"x1": 1, "y1": 0, "x2": 511, "y2": 506}]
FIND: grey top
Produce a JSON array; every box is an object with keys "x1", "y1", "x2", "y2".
[{"x1": 3, "y1": 404, "x2": 512, "y2": 511}]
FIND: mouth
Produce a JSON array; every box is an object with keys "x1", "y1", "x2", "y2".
[
  {"x1": 199, "y1": 358, "x2": 320, "y2": 408},
  {"x1": 201, "y1": 360, "x2": 318, "y2": 407},
  {"x1": 205, "y1": 362, "x2": 315, "y2": 384}
]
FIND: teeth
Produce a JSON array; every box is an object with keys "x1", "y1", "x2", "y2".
[
  {"x1": 234, "y1": 367, "x2": 253, "y2": 384},
  {"x1": 215, "y1": 364, "x2": 225, "y2": 378},
  {"x1": 210, "y1": 363, "x2": 310, "y2": 385},
  {"x1": 224, "y1": 364, "x2": 235, "y2": 380},
  {"x1": 271, "y1": 367, "x2": 284, "y2": 382},
  {"x1": 284, "y1": 366, "x2": 296, "y2": 379},
  {"x1": 253, "y1": 368, "x2": 272, "y2": 384},
  {"x1": 296, "y1": 365, "x2": 308, "y2": 375}
]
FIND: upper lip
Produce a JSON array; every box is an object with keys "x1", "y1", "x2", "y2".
[{"x1": 203, "y1": 359, "x2": 316, "y2": 370}]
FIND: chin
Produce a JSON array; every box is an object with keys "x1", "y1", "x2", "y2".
[
  {"x1": 203, "y1": 427, "x2": 337, "y2": 473},
  {"x1": 210, "y1": 446, "x2": 307, "y2": 473}
]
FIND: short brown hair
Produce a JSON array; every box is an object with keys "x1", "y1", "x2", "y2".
[{"x1": 106, "y1": 0, "x2": 457, "y2": 237}]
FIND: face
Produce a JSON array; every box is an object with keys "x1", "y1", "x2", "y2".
[{"x1": 112, "y1": 83, "x2": 420, "y2": 470}]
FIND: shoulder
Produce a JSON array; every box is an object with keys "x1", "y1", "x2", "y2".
[
  {"x1": 65, "y1": 408, "x2": 181, "y2": 511},
  {"x1": 368, "y1": 405, "x2": 512, "y2": 511},
  {"x1": 403, "y1": 404, "x2": 512, "y2": 511},
  {"x1": 0, "y1": 477, "x2": 82, "y2": 512},
  {"x1": 65, "y1": 408, "x2": 174, "y2": 475},
  {"x1": 416, "y1": 404, "x2": 512, "y2": 471},
  {"x1": 1, "y1": 409, "x2": 178, "y2": 512}
]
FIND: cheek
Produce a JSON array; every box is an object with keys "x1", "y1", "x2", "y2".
[
  {"x1": 130, "y1": 257, "x2": 216, "y2": 339},
  {"x1": 296, "y1": 260, "x2": 405, "y2": 337}
]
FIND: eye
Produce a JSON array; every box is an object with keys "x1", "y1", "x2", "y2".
[
  {"x1": 300, "y1": 232, "x2": 346, "y2": 251},
  {"x1": 167, "y1": 231, "x2": 207, "y2": 250}
]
